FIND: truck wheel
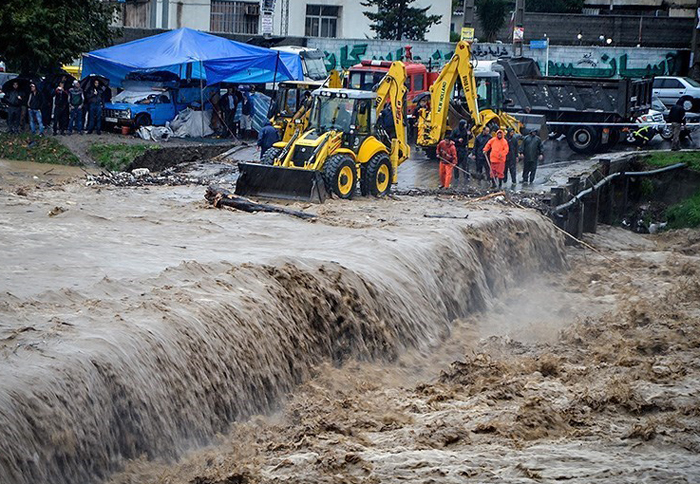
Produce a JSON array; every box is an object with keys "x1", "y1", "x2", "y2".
[
  {"x1": 323, "y1": 154, "x2": 356, "y2": 199},
  {"x1": 261, "y1": 147, "x2": 282, "y2": 165},
  {"x1": 361, "y1": 153, "x2": 392, "y2": 197},
  {"x1": 566, "y1": 125, "x2": 599, "y2": 154},
  {"x1": 134, "y1": 113, "x2": 152, "y2": 128}
]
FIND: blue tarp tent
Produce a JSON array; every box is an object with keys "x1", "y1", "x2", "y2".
[{"x1": 82, "y1": 28, "x2": 303, "y2": 86}]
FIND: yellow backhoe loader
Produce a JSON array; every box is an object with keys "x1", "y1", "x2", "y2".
[
  {"x1": 271, "y1": 70, "x2": 344, "y2": 142},
  {"x1": 236, "y1": 62, "x2": 409, "y2": 202},
  {"x1": 417, "y1": 41, "x2": 521, "y2": 157}
]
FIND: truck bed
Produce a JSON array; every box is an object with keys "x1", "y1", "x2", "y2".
[{"x1": 498, "y1": 58, "x2": 652, "y2": 120}]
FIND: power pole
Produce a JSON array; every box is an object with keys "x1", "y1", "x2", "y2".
[
  {"x1": 280, "y1": 0, "x2": 289, "y2": 36},
  {"x1": 514, "y1": 0, "x2": 525, "y2": 56},
  {"x1": 692, "y1": 0, "x2": 700, "y2": 79},
  {"x1": 464, "y1": 0, "x2": 474, "y2": 28}
]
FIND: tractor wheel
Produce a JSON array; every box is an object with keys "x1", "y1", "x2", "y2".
[
  {"x1": 261, "y1": 147, "x2": 282, "y2": 165},
  {"x1": 361, "y1": 153, "x2": 392, "y2": 197},
  {"x1": 323, "y1": 153, "x2": 356, "y2": 199}
]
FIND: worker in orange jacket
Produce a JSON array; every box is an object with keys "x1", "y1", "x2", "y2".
[
  {"x1": 483, "y1": 129, "x2": 509, "y2": 189},
  {"x1": 437, "y1": 134, "x2": 458, "y2": 189}
]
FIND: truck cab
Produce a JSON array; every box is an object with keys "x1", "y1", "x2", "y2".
[
  {"x1": 271, "y1": 46, "x2": 328, "y2": 82},
  {"x1": 347, "y1": 59, "x2": 437, "y2": 112}
]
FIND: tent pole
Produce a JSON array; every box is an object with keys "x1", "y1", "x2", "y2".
[
  {"x1": 269, "y1": 52, "x2": 280, "y2": 120},
  {"x1": 199, "y1": 61, "x2": 205, "y2": 137}
]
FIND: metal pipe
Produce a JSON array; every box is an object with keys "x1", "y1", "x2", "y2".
[{"x1": 553, "y1": 162, "x2": 687, "y2": 214}]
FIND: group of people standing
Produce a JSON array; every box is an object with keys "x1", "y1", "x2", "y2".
[
  {"x1": 4, "y1": 78, "x2": 109, "y2": 136},
  {"x1": 210, "y1": 85, "x2": 257, "y2": 139},
  {"x1": 437, "y1": 121, "x2": 543, "y2": 190}
]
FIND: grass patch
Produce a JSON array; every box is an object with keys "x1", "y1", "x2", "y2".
[
  {"x1": 666, "y1": 190, "x2": 700, "y2": 229},
  {"x1": 0, "y1": 133, "x2": 81, "y2": 165},
  {"x1": 88, "y1": 143, "x2": 158, "y2": 172},
  {"x1": 643, "y1": 151, "x2": 700, "y2": 172}
]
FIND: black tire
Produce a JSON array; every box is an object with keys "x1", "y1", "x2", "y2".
[
  {"x1": 322, "y1": 153, "x2": 356, "y2": 199},
  {"x1": 134, "y1": 113, "x2": 151, "y2": 128},
  {"x1": 679, "y1": 95, "x2": 695, "y2": 112},
  {"x1": 566, "y1": 125, "x2": 599, "y2": 154},
  {"x1": 261, "y1": 147, "x2": 282, "y2": 165},
  {"x1": 660, "y1": 125, "x2": 673, "y2": 140},
  {"x1": 361, "y1": 153, "x2": 392, "y2": 197}
]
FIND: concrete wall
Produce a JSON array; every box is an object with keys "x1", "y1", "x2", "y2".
[
  {"x1": 309, "y1": 37, "x2": 689, "y2": 78},
  {"x1": 472, "y1": 12, "x2": 695, "y2": 48},
  {"x1": 270, "y1": 0, "x2": 451, "y2": 42}
]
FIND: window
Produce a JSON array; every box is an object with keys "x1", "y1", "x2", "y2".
[
  {"x1": 413, "y1": 75, "x2": 424, "y2": 92},
  {"x1": 664, "y1": 79, "x2": 684, "y2": 89},
  {"x1": 652, "y1": 78, "x2": 664, "y2": 89},
  {"x1": 211, "y1": 1, "x2": 259, "y2": 34},
  {"x1": 305, "y1": 5, "x2": 339, "y2": 38}
]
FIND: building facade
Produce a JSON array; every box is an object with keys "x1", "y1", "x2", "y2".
[{"x1": 119, "y1": 0, "x2": 453, "y2": 42}]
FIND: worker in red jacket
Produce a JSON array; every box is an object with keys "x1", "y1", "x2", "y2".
[{"x1": 437, "y1": 133, "x2": 458, "y2": 189}]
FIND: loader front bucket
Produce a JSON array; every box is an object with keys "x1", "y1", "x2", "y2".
[{"x1": 235, "y1": 162, "x2": 328, "y2": 203}]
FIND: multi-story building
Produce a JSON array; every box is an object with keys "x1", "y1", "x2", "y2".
[{"x1": 118, "y1": 0, "x2": 452, "y2": 42}]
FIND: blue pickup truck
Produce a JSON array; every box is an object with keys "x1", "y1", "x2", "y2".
[{"x1": 103, "y1": 76, "x2": 215, "y2": 128}]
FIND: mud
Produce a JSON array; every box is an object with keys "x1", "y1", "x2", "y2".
[{"x1": 0, "y1": 175, "x2": 564, "y2": 484}]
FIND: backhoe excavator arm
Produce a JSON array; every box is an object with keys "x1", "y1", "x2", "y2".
[
  {"x1": 374, "y1": 61, "x2": 410, "y2": 181},
  {"x1": 418, "y1": 41, "x2": 480, "y2": 148}
]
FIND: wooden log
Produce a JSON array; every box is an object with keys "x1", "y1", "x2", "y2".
[{"x1": 205, "y1": 185, "x2": 316, "y2": 220}]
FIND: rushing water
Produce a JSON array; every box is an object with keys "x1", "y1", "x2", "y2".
[{"x1": 0, "y1": 183, "x2": 565, "y2": 484}]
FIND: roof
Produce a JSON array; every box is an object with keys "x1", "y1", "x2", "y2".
[
  {"x1": 313, "y1": 88, "x2": 376, "y2": 99},
  {"x1": 82, "y1": 28, "x2": 303, "y2": 87}
]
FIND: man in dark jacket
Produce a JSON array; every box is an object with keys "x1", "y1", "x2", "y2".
[
  {"x1": 450, "y1": 119, "x2": 471, "y2": 183},
  {"x1": 52, "y1": 83, "x2": 69, "y2": 135},
  {"x1": 668, "y1": 100, "x2": 686, "y2": 152},
  {"x1": 504, "y1": 127, "x2": 521, "y2": 186},
  {"x1": 471, "y1": 126, "x2": 491, "y2": 180},
  {"x1": 27, "y1": 83, "x2": 44, "y2": 136},
  {"x1": 257, "y1": 120, "x2": 280, "y2": 159},
  {"x1": 68, "y1": 81, "x2": 84, "y2": 135},
  {"x1": 84, "y1": 79, "x2": 106, "y2": 135},
  {"x1": 520, "y1": 129, "x2": 544, "y2": 184},
  {"x1": 220, "y1": 87, "x2": 242, "y2": 138},
  {"x1": 240, "y1": 87, "x2": 256, "y2": 139},
  {"x1": 5, "y1": 81, "x2": 23, "y2": 134}
]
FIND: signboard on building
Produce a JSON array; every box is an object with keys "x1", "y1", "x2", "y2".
[
  {"x1": 261, "y1": 13, "x2": 273, "y2": 35},
  {"x1": 461, "y1": 27, "x2": 474, "y2": 42},
  {"x1": 513, "y1": 26, "x2": 524, "y2": 42},
  {"x1": 530, "y1": 39, "x2": 548, "y2": 49}
]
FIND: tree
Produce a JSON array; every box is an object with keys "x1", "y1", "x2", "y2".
[
  {"x1": 362, "y1": 0, "x2": 442, "y2": 41},
  {"x1": 526, "y1": 0, "x2": 584, "y2": 12},
  {"x1": 0, "y1": 0, "x2": 117, "y2": 75},
  {"x1": 475, "y1": 0, "x2": 509, "y2": 43}
]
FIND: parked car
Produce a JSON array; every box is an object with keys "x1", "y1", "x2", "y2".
[
  {"x1": 652, "y1": 95, "x2": 700, "y2": 141},
  {"x1": 652, "y1": 76, "x2": 700, "y2": 112}
]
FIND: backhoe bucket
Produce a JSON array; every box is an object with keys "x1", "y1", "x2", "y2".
[{"x1": 235, "y1": 162, "x2": 328, "y2": 203}]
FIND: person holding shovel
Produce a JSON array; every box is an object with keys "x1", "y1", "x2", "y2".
[
  {"x1": 437, "y1": 131, "x2": 458, "y2": 189},
  {"x1": 483, "y1": 129, "x2": 509, "y2": 189}
]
